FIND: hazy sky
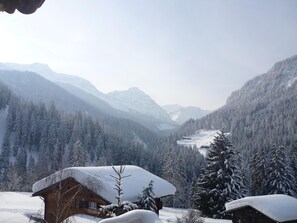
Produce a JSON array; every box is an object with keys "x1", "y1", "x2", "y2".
[{"x1": 1, "y1": 0, "x2": 297, "y2": 110}]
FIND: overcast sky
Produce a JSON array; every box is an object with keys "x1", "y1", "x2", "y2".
[{"x1": 1, "y1": 0, "x2": 297, "y2": 110}]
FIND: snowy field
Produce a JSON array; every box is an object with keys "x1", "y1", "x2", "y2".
[
  {"x1": 0, "y1": 192, "x2": 231, "y2": 223},
  {"x1": 177, "y1": 129, "x2": 219, "y2": 156}
]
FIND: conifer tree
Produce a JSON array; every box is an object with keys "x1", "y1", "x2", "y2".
[
  {"x1": 138, "y1": 180, "x2": 157, "y2": 213},
  {"x1": 6, "y1": 164, "x2": 21, "y2": 191},
  {"x1": 162, "y1": 147, "x2": 184, "y2": 207},
  {"x1": 266, "y1": 145, "x2": 296, "y2": 196},
  {"x1": 0, "y1": 131, "x2": 11, "y2": 188},
  {"x1": 25, "y1": 155, "x2": 37, "y2": 191},
  {"x1": 192, "y1": 131, "x2": 244, "y2": 219},
  {"x1": 250, "y1": 147, "x2": 268, "y2": 195},
  {"x1": 15, "y1": 146, "x2": 27, "y2": 187},
  {"x1": 0, "y1": 81, "x2": 11, "y2": 109},
  {"x1": 69, "y1": 140, "x2": 86, "y2": 167}
]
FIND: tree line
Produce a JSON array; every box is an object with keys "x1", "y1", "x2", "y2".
[
  {"x1": 189, "y1": 130, "x2": 297, "y2": 219},
  {"x1": 0, "y1": 82, "x2": 205, "y2": 208}
]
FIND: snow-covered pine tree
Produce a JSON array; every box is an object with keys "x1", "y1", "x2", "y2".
[
  {"x1": 25, "y1": 155, "x2": 37, "y2": 191},
  {"x1": 192, "y1": 130, "x2": 244, "y2": 219},
  {"x1": 6, "y1": 164, "x2": 21, "y2": 191},
  {"x1": 138, "y1": 180, "x2": 157, "y2": 213},
  {"x1": 15, "y1": 146, "x2": 27, "y2": 187},
  {"x1": 290, "y1": 144, "x2": 297, "y2": 192},
  {"x1": 265, "y1": 145, "x2": 296, "y2": 197},
  {"x1": 0, "y1": 130, "x2": 11, "y2": 189},
  {"x1": 162, "y1": 147, "x2": 185, "y2": 207},
  {"x1": 250, "y1": 147, "x2": 268, "y2": 195},
  {"x1": 69, "y1": 140, "x2": 86, "y2": 167},
  {"x1": 0, "y1": 81, "x2": 11, "y2": 109}
]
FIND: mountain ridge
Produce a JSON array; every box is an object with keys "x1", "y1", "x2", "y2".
[
  {"x1": 0, "y1": 62, "x2": 176, "y2": 132},
  {"x1": 107, "y1": 87, "x2": 174, "y2": 124},
  {"x1": 176, "y1": 54, "x2": 297, "y2": 151},
  {"x1": 163, "y1": 104, "x2": 210, "y2": 125}
]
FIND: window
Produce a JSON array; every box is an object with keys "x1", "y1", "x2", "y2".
[{"x1": 89, "y1": 201, "x2": 97, "y2": 210}]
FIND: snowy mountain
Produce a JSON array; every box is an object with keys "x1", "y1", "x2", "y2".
[
  {"x1": 0, "y1": 62, "x2": 106, "y2": 99},
  {"x1": 163, "y1": 104, "x2": 210, "y2": 125},
  {"x1": 0, "y1": 63, "x2": 176, "y2": 133},
  {"x1": 177, "y1": 55, "x2": 297, "y2": 151},
  {"x1": 107, "y1": 87, "x2": 175, "y2": 125},
  {"x1": 0, "y1": 69, "x2": 113, "y2": 115},
  {"x1": 0, "y1": 70, "x2": 158, "y2": 148}
]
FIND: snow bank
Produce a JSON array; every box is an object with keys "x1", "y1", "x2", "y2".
[
  {"x1": 64, "y1": 214, "x2": 103, "y2": 223},
  {"x1": 32, "y1": 165, "x2": 176, "y2": 204},
  {"x1": 0, "y1": 192, "x2": 44, "y2": 223},
  {"x1": 99, "y1": 210, "x2": 162, "y2": 223},
  {"x1": 225, "y1": 194, "x2": 297, "y2": 222}
]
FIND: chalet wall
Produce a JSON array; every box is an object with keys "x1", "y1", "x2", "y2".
[
  {"x1": 231, "y1": 206, "x2": 297, "y2": 223},
  {"x1": 41, "y1": 178, "x2": 108, "y2": 223},
  {"x1": 35, "y1": 177, "x2": 167, "y2": 223}
]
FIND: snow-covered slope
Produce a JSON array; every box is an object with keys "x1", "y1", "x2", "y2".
[
  {"x1": 177, "y1": 55, "x2": 297, "y2": 151},
  {"x1": 163, "y1": 104, "x2": 210, "y2": 125},
  {"x1": 0, "y1": 62, "x2": 107, "y2": 99},
  {"x1": 0, "y1": 192, "x2": 230, "y2": 223},
  {"x1": 177, "y1": 129, "x2": 219, "y2": 156},
  {"x1": 0, "y1": 63, "x2": 177, "y2": 133},
  {"x1": 107, "y1": 87, "x2": 173, "y2": 122}
]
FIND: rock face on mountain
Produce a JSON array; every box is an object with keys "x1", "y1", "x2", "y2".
[
  {"x1": 163, "y1": 104, "x2": 209, "y2": 125},
  {"x1": 177, "y1": 55, "x2": 297, "y2": 150}
]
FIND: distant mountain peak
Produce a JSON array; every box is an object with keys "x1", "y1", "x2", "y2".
[
  {"x1": 163, "y1": 104, "x2": 210, "y2": 125},
  {"x1": 107, "y1": 88, "x2": 174, "y2": 125},
  {"x1": 128, "y1": 87, "x2": 142, "y2": 92},
  {"x1": 112, "y1": 87, "x2": 149, "y2": 97}
]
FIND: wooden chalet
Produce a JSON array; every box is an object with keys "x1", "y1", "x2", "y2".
[
  {"x1": 32, "y1": 165, "x2": 176, "y2": 223},
  {"x1": 225, "y1": 194, "x2": 297, "y2": 223}
]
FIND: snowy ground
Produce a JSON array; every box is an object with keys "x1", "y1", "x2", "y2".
[
  {"x1": 0, "y1": 192, "x2": 44, "y2": 223},
  {"x1": 177, "y1": 129, "x2": 219, "y2": 156},
  {"x1": 0, "y1": 192, "x2": 231, "y2": 223}
]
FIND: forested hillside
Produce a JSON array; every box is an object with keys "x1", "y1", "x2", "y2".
[
  {"x1": 0, "y1": 70, "x2": 159, "y2": 144},
  {"x1": 171, "y1": 56, "x2": 297, "y2": 218},
  {"x1": 0, "y1": 65, "x2": 177, "y2": 133},
  {"x1": 0, "y1": 81, "x2": 205, "y2": 208},
  {"x1": 177, "y1": 55, "x2": 297, "y2": 151}
]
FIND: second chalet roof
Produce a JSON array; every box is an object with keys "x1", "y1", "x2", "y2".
[
  {"x1": 225, "y1": 194, "x2": 297, "y2": 222},
  {"x1": 32, "y1": 165, "x2": 176, "y2": 204}
]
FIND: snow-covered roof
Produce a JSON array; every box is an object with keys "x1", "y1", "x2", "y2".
[
  {"x1": 32, "y1": 165, "x2": 176, "y2": 204},
  {"x1": 225, "y1": 194, "x2": 297, "y2": 222}
]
